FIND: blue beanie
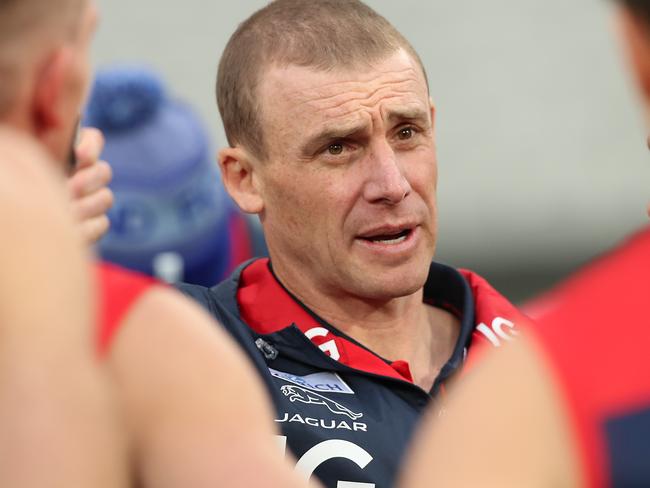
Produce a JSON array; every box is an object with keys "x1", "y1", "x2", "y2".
[{"x1": 84, "y1": 65, "x2": 234, "y2": 286}]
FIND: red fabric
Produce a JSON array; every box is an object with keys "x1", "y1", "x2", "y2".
[
  {"x1": 237, "y1": 259, "x2": 411, "y2": 381},
  {"x1": 460, "y1": 268, "x2": 533, "y2": 372},
  {"x1": 227, "y1": 213, "x2": 254, "y2": 274},
  {"x1": 95, "y1": 262, "x2": 156, "y2": 357},
  {"x1": 530, "y1": 227, "x2": 650, "y2": 488},
  {"x1": 238, "y1": 259, "x2": 525, "y2": 383}
]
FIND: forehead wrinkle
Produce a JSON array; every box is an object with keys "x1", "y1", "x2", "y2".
[
  {"x1": 286, "y1": 65, "x2": 420, "y2": 96},
  {"x1": 318, "y1": 93, "x2": 426, "y2": 127},
  {"x1": 309, "y1": 85, "x2": 428, "y2": 133},
  {"x1": 291, "y1": 84, "x2": 426, "y2": 134},
  {"x1": 287, "y1": 66, "x2": 422, "y2": 107},
  {"x1": 304, "y1": 80, "x2": 422, "y2": 114}
]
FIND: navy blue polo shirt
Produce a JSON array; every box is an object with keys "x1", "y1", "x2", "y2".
[{"x1": 179, "y1": 258, "x2": 517, "y2": 487}]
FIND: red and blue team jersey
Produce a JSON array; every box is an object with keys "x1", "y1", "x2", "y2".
[
  {"x1": 95, "y1": 262, "x2": 156, "y2": 355},
  {"x1": 180, "y1": 258, "x2": 527, "y2": 488},
  {"x1": 531, "y1": 227, "x2": 650, "y2": 488}
]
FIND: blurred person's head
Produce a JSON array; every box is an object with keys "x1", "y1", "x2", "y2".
[
  {"x1": 0, "y1": 0, "x2": 98, "y2": 169},
  {"x1": 85, "y1": 66, "x2": 259, "y2": 286},
  {"x1": 218, "y1": 0, "x2": 438, "y2": 302},
  {"x1": 617, "y1": 1, "x2": 650, "y2": 116},
  {"x1": 617, "y1": 0, "x2": 650, "y2": 218}
]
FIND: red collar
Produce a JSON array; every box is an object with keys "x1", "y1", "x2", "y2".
[{"x1": 237, "y1": 259, "x2": 414, "y2": 382}]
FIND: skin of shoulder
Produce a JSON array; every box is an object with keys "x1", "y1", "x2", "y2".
[
  {"x1": 0, "y1": 127, "x2": 91, "y2": 352},
  {"x1": 0, "y1": 128, "x2": 128, "y2": 488},
  {"x1": 400, "y1": 334, "x2": 582, "y2": 488},
  {"x1": 106, "y1": 285, "x2": 312, "y2": 488}
]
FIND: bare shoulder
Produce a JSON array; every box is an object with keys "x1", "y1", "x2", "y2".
[
  {"x1": 109, "y1": 284, "x2": 267, "y2": 408},
  {"x1": 401, "y1": 335, "x2": 583, "y2": 488},
  {"x1": 106, "y1": 285, "x2": 309, "y2": 488},
  {"x1": 111, "y1": 285, "x2": 253, "y2": 370}
]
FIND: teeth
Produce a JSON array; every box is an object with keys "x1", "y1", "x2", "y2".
[
  {"x1": 362, "y1": 228, "x2": 412, "y2": 244},
  {"x1": 378, "y1": 235, "x2": 407, "y2": 244},
  {"x1": 371, "y1": 233, "x2": 408, "y2": 244}
]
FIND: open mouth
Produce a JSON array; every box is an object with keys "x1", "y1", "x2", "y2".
[{"x1": 360, "y1": 228, "x2": 413, "y2": 245}]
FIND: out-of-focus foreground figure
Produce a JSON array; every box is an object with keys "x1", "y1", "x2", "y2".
[
  {"x1": 401, "y1": 1, "x2": 650, "y2": 487},
  {"x1": 0, "y1": 0, "x2": 311, "y2": 486},
  {"x1": 0, "y1": 129, "x2": 126, "y2": 487}
]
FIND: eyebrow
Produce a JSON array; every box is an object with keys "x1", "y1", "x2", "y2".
[
  {"x1": 386, "y1": 107, "x2": 430, "y2": 125},
  {"x1": 300, "y1": 122, "x2": 370, "y2": 156}
]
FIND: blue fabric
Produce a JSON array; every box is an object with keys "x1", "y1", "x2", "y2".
[{"x1": 605, "y1": 406, "x2": 650, "y2": 487}]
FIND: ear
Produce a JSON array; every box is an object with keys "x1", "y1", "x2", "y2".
[
  {"x1": 30, "y1": 46, "x2": 80, "y2": 165},
  {"x1": 429, "y1": 98, "x2": 436, "y2": 133},
  {"x1": 32, "y1": 47, "x2": 73, "y2": 135},
  {"x1": 218, "y1": 146, "x2": 264, "y2": 214},
  {"x1": 618, "y1": 7, "x2": 650, "y2": 105}
]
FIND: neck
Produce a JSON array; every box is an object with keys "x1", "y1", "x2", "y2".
[
  {"x1": 271, "y1": 259, "x2": 460, "y2": 391},
  {"x1": 1, "y1": 105, "x2": 37, "y2": 142}
]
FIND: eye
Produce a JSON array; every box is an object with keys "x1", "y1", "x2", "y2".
[
  {"x1": 397, "y1": 127, "x2": 414, "y2": 140},
  {"x1": 327, "y1": 143, "x2": 344, "y2": 155}
]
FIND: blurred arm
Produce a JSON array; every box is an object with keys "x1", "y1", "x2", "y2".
[
  {"x1": 108, "y1": 286, "x2": 314, "y2": 488},
  {"x1": 400, "y1": 336, "x2": 582, "y2": 488}
]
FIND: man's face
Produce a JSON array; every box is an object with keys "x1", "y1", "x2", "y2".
[{"x1": 256, "y1": 49, "x2": 438, "y2": 301}]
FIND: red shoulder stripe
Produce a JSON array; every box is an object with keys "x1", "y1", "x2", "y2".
[{"x1": 95, "y1": 262, "x2": 156, "y2": 357}]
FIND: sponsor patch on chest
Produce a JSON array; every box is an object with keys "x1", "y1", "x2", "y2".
[
  {"x1": 269, "y1": 367, "x2": 354, "y2": 394},
  {"x1": 275, "y1": 412, "x2": 368, "y2": 432}
]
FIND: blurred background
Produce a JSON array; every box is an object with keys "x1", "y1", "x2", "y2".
[{"x1": 92, "y1": 0, "x2": 650, "y2": 303}]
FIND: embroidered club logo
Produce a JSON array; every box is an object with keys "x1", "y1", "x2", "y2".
[{"x1": 280, "y1": 385, "x2": 363, "y2": 420}]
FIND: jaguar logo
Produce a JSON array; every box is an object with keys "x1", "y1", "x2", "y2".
[{"x1": 280, "y1": 385, "x2": 363, "y2": 420}]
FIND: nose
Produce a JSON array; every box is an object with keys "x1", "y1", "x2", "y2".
[{"x1": 363, "y1": 143, "x2": 412, "y2": 205}]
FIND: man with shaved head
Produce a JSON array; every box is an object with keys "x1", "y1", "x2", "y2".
[
  {"x1": 181, "y1": 1, "x2": 527, "y2": 486},
  {"x1": 0, "y1": 0, "x2": 308, "y2": 486}
]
